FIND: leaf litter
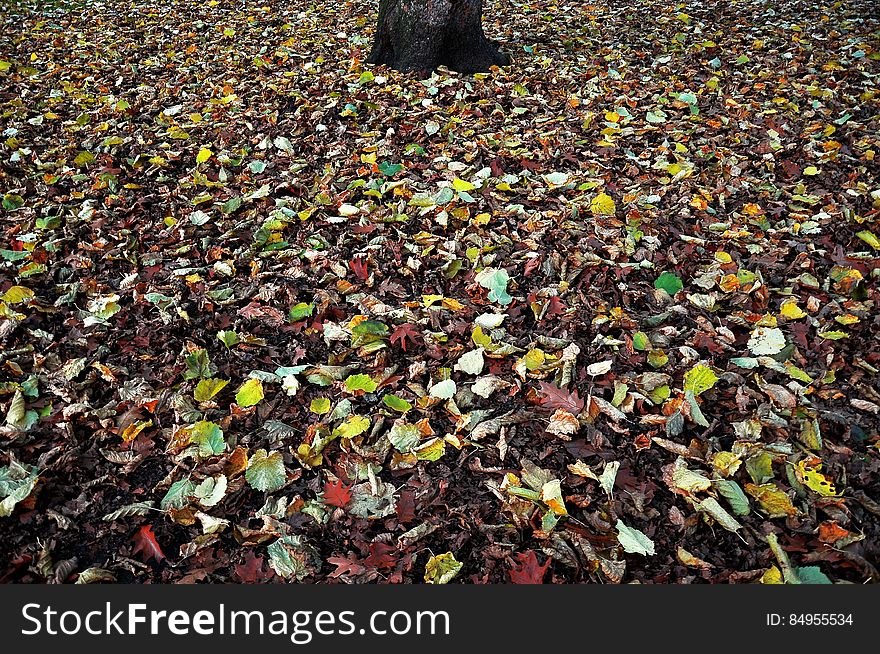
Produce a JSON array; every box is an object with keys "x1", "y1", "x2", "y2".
[{"x1": 0, "y1": 0, "x2": 878, "y2": 584}]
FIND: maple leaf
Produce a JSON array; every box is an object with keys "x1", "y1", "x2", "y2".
[
  {"x1": 131, "y1": 525, "x2": 166, "y2": 564},
  {"x1": 537, "y1": 382, "x2": 585, "y2": 414},
  {"x1": 234, "y1": 551, "x2": 274, "y2": 583},
  {"x1": 364, "y1": 542, "x2": 397, "y2": 570},
  {"x1": 508, "y1": 551, "x2": 550, "y2": 584},
  {"x1": 350, "y1": 256, "x2": 369, "y2": 281},
  {"x1": 390, "y1": 323, "x2": 420, "y2": 352},
  {"x1": 323, "y1": 479, "x2": 352, "y2": 508}
]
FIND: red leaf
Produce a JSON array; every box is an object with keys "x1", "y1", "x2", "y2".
[
  {"x1": 395, "y1": 489, "x2": 416, "y2": 524},
  {"x1": 543, "y1": 296, "x2": 567, "y2": 320},
  {"x1": 508, "y1": 551, "x2": 550, "y2": 584},
  {"x1": 237, "y1": 301, "x2": 286, "y2": 326},
  {"x1": 327, "y1": 555, "x2": 368, "y2": 580},
  {"x1": 234, "y1": 551, "x2": 274, "y2": 583},
  {"x1": 537, "y1": 382, "x2": 585, "y2": 414},
  {"x1": 390, "y1": 323, "x2": 420, "y2": 352},
  {"x1": 364, "y1": 542, "x2": 397, "y2": 570},
  {"x1": 323, "y1": 479, "x2": 352, "y2": 508},
  {"x1": 131, "y1": 525, "x2": 166, "y2": 564},
  {"x1": 350, "y1": 257, "x2": 369, "y2": 281}
]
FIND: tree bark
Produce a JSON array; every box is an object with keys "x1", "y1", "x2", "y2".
[{"x1": 367, "y1": 0, "x2": 509, "y2": 74}]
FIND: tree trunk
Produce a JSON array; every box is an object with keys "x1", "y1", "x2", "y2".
[{"x1": 367, "y1": 0, "x2": 509, "y2": 74}]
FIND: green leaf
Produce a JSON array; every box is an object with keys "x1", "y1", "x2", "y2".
[
  {"x1": 382, "y1": 394, "x2": 412, "y2": 413},
  {"x1": 424, "y1": 552, "x2": 463, "y2": 584},
  {"x1": 236, "y1": 378, "x2": 264, "y2": 407},
  {"x1": 632, "y1": 331, "x2": 650, "y2": 351},
  {"x1": 351, "y1": 320, "x2": 388, "y2": 337},
  {"x1": 543, "y1": 171, "x2": 569, "y2": 186},
  {"x1": 694, "y1": 497, "x2": 742, "y2": 532},
  {"x1": 194, "y1": 378, "x2": 229, "y2": 402},
  {"x1": 767, "y1": 532, "x2": 800, "y2": 584},
  {"x1": 378, "y1": 161, "x2": 403, "y2": 176},
  {"x1": 73, "y1": 151, "x2": 95, "y2": 166},
  {"x1": 2, "y1": 194, "x2": 25, "y2": 211},
  {"x1": 246, "y1": 449, "x2": 287, "y2": 493},
  {"x1": 713, "y1": 479, "x2": 751, "y2": 516},
  {"x1": 686, "y1": 390, "x2": 710, "y2": 427},
  {"x1": 615, "y1": 519, "x2": 655, "y2": 555},
  {"x1": 654, "y1": 271, "x2": 683, "y2": 295},
  {"x1": 475, "y1": 267, "x2": 512, "y2": 306},
  {"x1": 101, "y1": 501, "x2": 155, "y2": 521},
  {"x1": 161, "y1": 478, "x2": 195, "y2": 511},
  {"x1": 415, "y1": 437, "x2": 445, "y2": 461},
  {"x1": 184, "y1": 348, "x2": 213, "y2": 380},
  {"x1": 217, "y1": 330, "x2": 240, "y2": 348},
  {"x1": 344, "y1": 374, "x2": 378, "y2": 393},
  {"x1": 289, "y1": 302, "x2": 314, "y2": 321},
  {"x1": 310, "y1": 398, "x2": 331, "y2": 414},
  {"x1": 188, "y1": 421, "x2": 226, "y2": 457},
  {"x1": 221, "y1": 196, "x2": 243, "y2": 214},
  {"x1": 795, "y1": 566, "x2": 833, "y2": 584}
]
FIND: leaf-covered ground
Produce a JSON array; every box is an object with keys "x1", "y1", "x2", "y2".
[{"x1": 1, "y1": 0, "x2": 879, "y2": 584}]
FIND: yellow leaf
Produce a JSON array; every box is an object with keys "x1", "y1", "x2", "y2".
[
  {"x1": 441, "y1": 297, "x2": 466, "y2": 311},
  {"x1": 856, "y1": 230, "x2": 880, "y2": 251},
  {"x1": 590, "y1": 192, "x2": 616, "y2": 216},
  {"x1": 761, "y1": 566, "x2": 784, "y2": 584},
  {"x1": 196, "y1": 147, "x2": 213, "y2": 164},
  {"x1": 235, "y1": 378, "x2": 264, "y2": 407},
  {"x1": 472, "y1": 326, "x2": 492, "y2": 348},
  {"x1": 2, "y1": 286, "x2": 34, "y2": 304},
  {"x1": 74, "y1": 151, "x2": 95, "y2": 166},
  {"x1": 452, "y1": 178, "x2": 475, "y2": 192},
  {"x1": 121, "y1": 419, "x2": 153, "y2": 443},
  {"x1": 523, "y1": 348, "x2": 546, "y2": 371},
  {"x1": 424, "y1": 552, "x2": 463, "y2": 584},
  {"x1": 683, "y1": 364, "x2": 719, "y2": 396},
  {"x1": 745, "y1": 483, "x2": 797, "y2": 517},
  {"x1": 795, "y1": 459, "x2": 837, "y2": 497},
  {"x1": 779, "y1": 299, "x2": 806, "y2": 320}
]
